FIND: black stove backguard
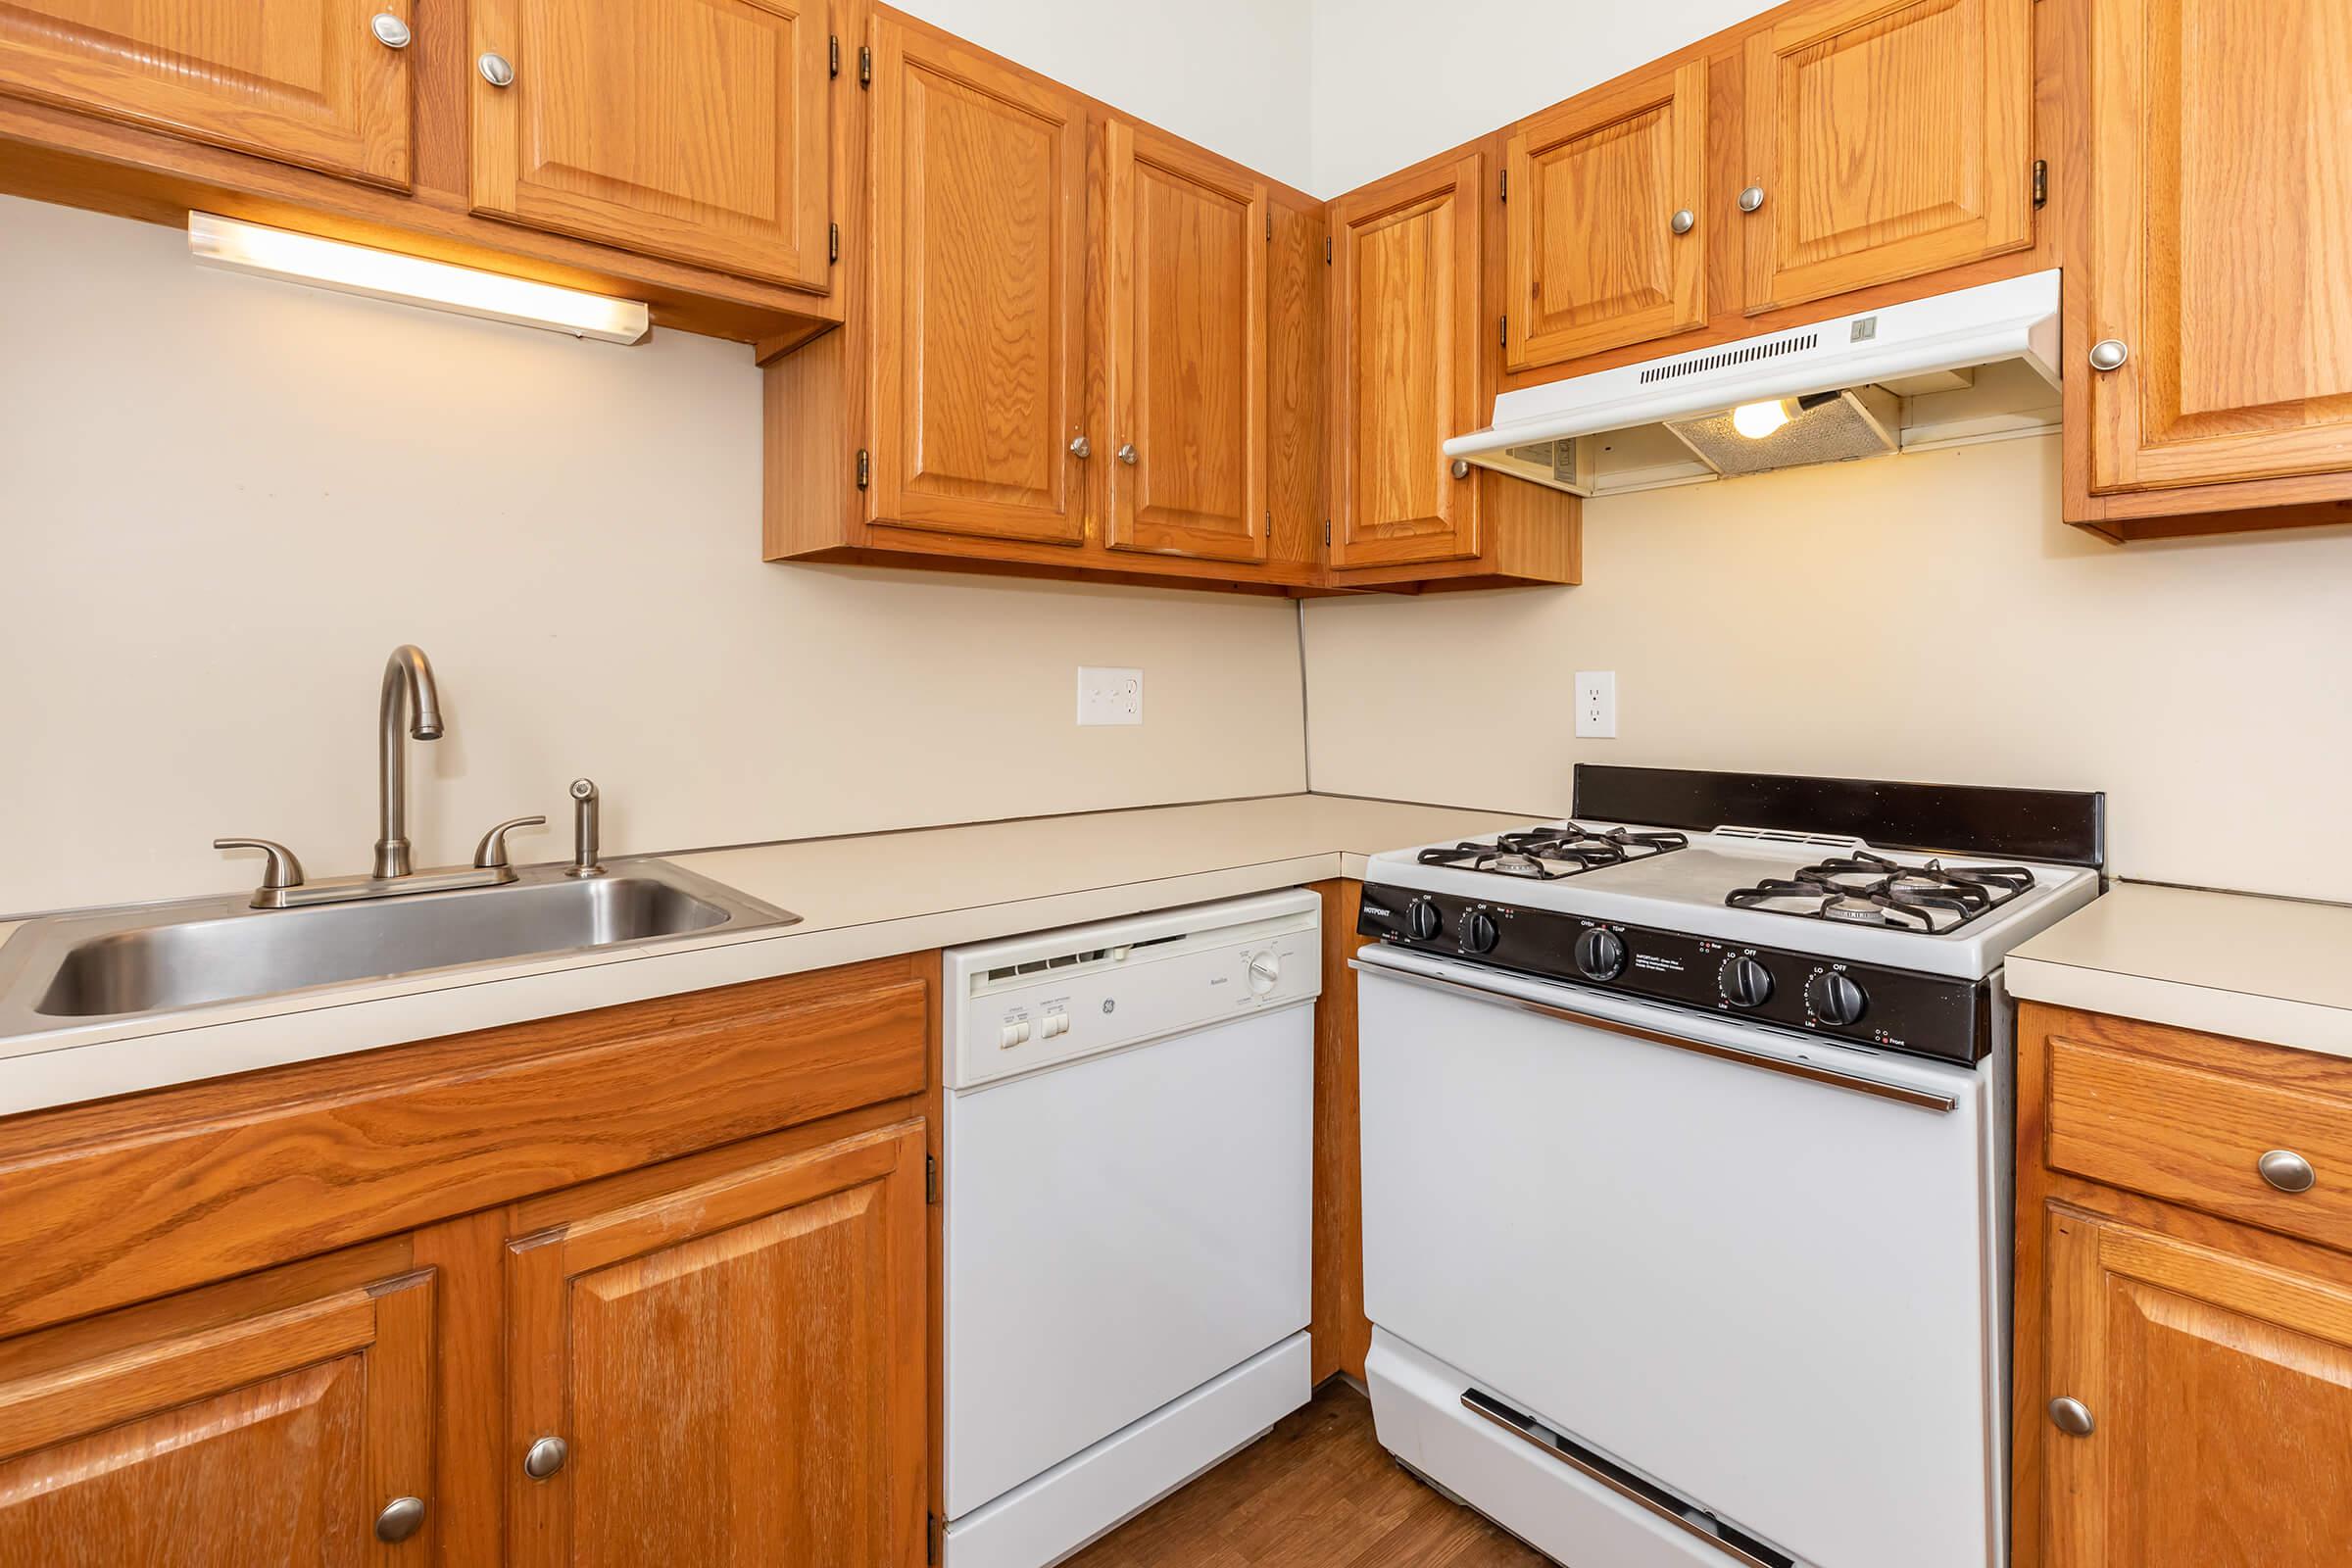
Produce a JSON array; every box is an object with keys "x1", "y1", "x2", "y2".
[{"x1": 1570, "y1": 765, "x2": 2105, "y2": 869}]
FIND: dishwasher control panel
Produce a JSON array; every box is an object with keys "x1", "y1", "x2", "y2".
[{"x1": 942, "y1": 889, "x2": 1321, "y2": 1090}]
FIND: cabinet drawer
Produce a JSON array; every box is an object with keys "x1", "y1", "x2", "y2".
[{"x1": 2046, "y1": 1032, "x2": 2352, "y2": 1252}]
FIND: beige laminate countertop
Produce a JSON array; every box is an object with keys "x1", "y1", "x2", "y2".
[
  {"x1": 0, "y1": 793, "x2": 1528, "y2": 1116},
  {"x1": 2006, "y1": 881, "x2": 2352, "y2": 1058}
]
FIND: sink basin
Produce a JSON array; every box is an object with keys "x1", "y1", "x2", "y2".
[{"x1": 0, "y1": 859, "x2": 799, "y2": 1035}]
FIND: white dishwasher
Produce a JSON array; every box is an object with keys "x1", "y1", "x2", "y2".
[{"x1": 941, "y1": 889, "x2": 1319, "y2": 1568}]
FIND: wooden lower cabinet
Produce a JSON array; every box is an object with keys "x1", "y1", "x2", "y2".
[
  {"x1": 0, "y1": 1241, "x2": 437, "y2": 1565},
  {"x1": 506, "y1": 1120, "x2": 928, "y2": 1568},
  {"x1": 2017, "y1": 1002, "x2": 2352, "y2": 1568},
  {"x1": 0, "y1": 956, "x2": 936, "y2": 1567},
  {"x1": 2038, "y1": 1208, "x2": 2352, "y2": 1568}
]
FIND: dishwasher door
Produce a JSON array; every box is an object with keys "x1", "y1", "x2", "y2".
[{"x1": 942, "y1": 1000, "x2": 1313, "y2": 1521}]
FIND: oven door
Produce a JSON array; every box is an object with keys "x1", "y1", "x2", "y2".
[{"x1": 1353, "y1": 945, "x2": 2006, "y2": 1568}]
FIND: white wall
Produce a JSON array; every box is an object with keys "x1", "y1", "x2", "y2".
[
  {"x1": 900, "y1": 0, "x2": 1316, "y2": 191},
  {"x1": 1307, "y1": 0, "x2": 1772, "y2": 193},
  {"x1": 0, "y1": 198, "x2": 1306, "y2": 914},
  {"x1": 1301, "y1": 437, "x2": 2352, "y2": 903}
]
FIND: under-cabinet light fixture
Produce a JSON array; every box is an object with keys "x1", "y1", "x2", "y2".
[{"x1": 187, "y1": 213, "x2": 651, "y2": 345}]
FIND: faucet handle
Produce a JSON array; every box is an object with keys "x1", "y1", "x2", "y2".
[
  {"x1": 472, "y1": 815, "x2": 547, "y2": 870},
  {"x1": 215, "y1": 838, "x2": 306, "y2": 894}
]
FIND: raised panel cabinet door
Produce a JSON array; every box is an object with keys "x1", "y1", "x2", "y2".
[
  {"x1": 2086, "y1": 0, "x2": 2352, "y2": 492},
  {"x1": 1328, "y1": 154, "x2": 1483, "y2": 570},
  {"x1": 1741, "y1": 0, "x2": 2033, "y2": 314},
  {"x1": 2040, "y1": 1209, "x2": 2352, "y2": 1568},
  {"x1": 0, "y1": 1249, "x2": 436, "y2": 1566},
  {"x1": 1104, "y1": 122, "x2": 1269, "y2": 564},
  {"x1": 1505, "y1": 59, "x2": 1707, "y2": 371},
  {"x1": 0, "y1": 0, "x2": 413, "y2": 187},
  {"x1": 505, "y1": 1121, "x2": 927, "y2": 1568},
  {"x1": 868, "y1": 21, "x2": 1088, "y2": 546},
  {"x1": 468, "y1": 0, "x2": 830, "y2": 288}
]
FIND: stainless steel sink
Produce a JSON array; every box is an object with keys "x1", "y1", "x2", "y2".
[{"x1": 0, "y1": 858, "x2": 799, "y2": 1036}]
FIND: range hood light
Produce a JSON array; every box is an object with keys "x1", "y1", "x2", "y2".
[
  {"x1": 186, "y1": 213, "x2": 651, "y2": 344},
  {"x1": 1731, "y1": 400, "x2": 1789, "y2": 440}
]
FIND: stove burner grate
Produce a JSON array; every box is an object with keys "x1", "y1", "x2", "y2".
[
  {"x1": 1724, "y1": 852, "x2": 2035, "y2": 933},
  {"x1": 1417, "y1": 823, "x2": 1690, "y2": 880}
]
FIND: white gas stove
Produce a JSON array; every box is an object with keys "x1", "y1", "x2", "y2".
[{"x1": 1353, "y1": 767, "x2": 2102, "y2": 1568}]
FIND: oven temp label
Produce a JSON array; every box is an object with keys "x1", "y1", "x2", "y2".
[{"x1": 1633, "y1": 954, "x2": 1687, "y2": 974}]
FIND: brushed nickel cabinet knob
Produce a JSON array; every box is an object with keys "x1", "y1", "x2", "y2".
[
  {"x1": 1068, "y1": 434, "x2": 1091, "y2": 459},
  {"x1": 478, "y1": 51, "x2": 515, "y2": 87},
  {"x1": 2048, "y1": 1396, "x2": 2095, "y2": 1437},
  {"x1": 523, "y1": 1436, "x2": 568, "y2": 1480},
  {"x1": 370, "y1": 12, "x2": 412, "y2": 48},
  {"x1": 1116, "y1": 443, "x2": 1138, "y2": 466},
  {"x1": 1739, "y1": 185, "x2": 1766, "y2": 214},
  {"x1": 1670, "y1": 208, "x2": 1695, "y2": 235},
  {"x1": 2259, "y1": 1149, "x2": 2317, "y2": 1193},
  {"x1": 375, "y1": 1495, "x2": 427, "y2": 1544},
  {"x1": 2087, "y1": 338, "x2": 2130, "y2": 372}
]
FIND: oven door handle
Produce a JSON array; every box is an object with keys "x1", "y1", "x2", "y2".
[{"x1": 1348, "y1": 958, "x2": 1958, "y2": 1114}]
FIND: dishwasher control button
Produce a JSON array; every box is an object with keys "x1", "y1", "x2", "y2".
[
  {"x1": 1041, "y1": 1014, "x2": 1069, "y2": 1039},
  {"x1": 1000, "y1": 1021, "x2": 1031, "y2": 1049}
]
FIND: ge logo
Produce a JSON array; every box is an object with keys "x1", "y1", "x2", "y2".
[{"x1": 1101, "y1": 999, "x2": 1116, "y2": 1014}]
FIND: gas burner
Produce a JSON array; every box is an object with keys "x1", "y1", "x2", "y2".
[
  {"x1": 1725, "y1": 852, "x2": 2036, "y2": 933},
  {"x1": 1418, "y1": 823, "x2": 1690, "y2": 881}
]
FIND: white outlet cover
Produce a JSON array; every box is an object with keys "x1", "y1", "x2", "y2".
[
  {"x1": 1574, "y1": 670, "x2": 1616, "y2": 739},
  {"x1": 1077, "y1": 665, "x2": 1144, "y2": 726}
]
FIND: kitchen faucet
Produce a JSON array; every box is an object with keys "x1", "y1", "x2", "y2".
[
  {"x1": 214, "y1": 645, "x2": 549, "y2": 908},
  {"x1": 373, "y1": 644, "x2": 443, "y2": 879}
]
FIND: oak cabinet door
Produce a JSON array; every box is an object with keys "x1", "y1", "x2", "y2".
[
  {"x1": 2040, "y1": 1209, "x2": 2352, "y2": 1568},
  {"x1": 468, "y1": 0, "x2": 831, "y2": 288},
  {"x1": 0, "y1": 1251, "x2": 437, "y2": 1566},
  {"x1": 1741, "y1": 0, "x2": 2033, "y2": 314},
  {"x1": 1328, "y1": 154, "x2": 1483, "y2": 570},
  {"x1": 869, "y1": 21, "x2": 1088, "y2": 546},
  {"x1": 1104, "y1": 122, "x2": 1269, "y2": 564},
  {"x1": 1504, "y1": 60, "x2": 1707, "y2": 371},
  {"x1": 506, "y1": 1122, "x2": 927, "y2": 1568},
  {"x1": 2085, "y1": 0, "x2": 2352, "y2": 492},
  {"x1": 0, "y1": 0, "x2": 413, "y2": 187}
]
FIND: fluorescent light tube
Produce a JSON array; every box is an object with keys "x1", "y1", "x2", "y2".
[{"x1": 187, "y1": 213, "x2": 650, "y2": 345}]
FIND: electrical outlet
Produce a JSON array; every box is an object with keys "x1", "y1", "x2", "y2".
[
  {"x1": 1077, "y1": 666, "x2": 1144, "y2": 726},
  {"x1": 1574, "y1": 671, "x2": 1616, "y2": 739}
]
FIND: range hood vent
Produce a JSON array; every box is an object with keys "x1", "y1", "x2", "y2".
[{"x1": 1446, "y1": 270, "x2": 2060, "y2": 496}]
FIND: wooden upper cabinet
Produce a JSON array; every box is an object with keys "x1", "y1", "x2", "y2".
[
  {"x1": 1104, "y1": 122, "x2": 1270, "y2": 564},
  {"x1": 868, "y1": 20, "x2": 1088, "y2": 546},
  {"x1": 0, "y1": 1246, "x2": 436, "y2": 1565},
  {"x1": 505, "y1": 1121, "x2": 927, "y2": 1568},
  {"x1": 468, "y1": 0, "x2": 831, "y2": 289},
  {"x1": 2084, "y1": 0, "x2": 2352, "y2": 494},
  {"x1": 2039, "y1": 1209, "x2": 2352, "y2": 1567},
  {"x1": 1740, "y1": 0, "x2": 2033, "y2": 315},
  {"x1": 0, "y1": 0, "x2": 414, "y2": 187},
  {"x1": 1505, "y1": 60, "x2": 1707, "y2": 371},
  {"x1": 1328, "y1": 153, "x2": 1483, "y2": 570}
]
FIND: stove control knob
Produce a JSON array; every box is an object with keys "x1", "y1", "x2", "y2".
[
  {"x1": 1806, "y1": 970, "x2": 1868, "y2": 1026},
  {"x1": 1405, "y1": 898, "x2": 1444, "y2": 942},
  {"x1": 1461, "y1": 909, "x2": 1499, "y2": 955},
  {"x1": 1574, "y1": 928, "x2": 1627, "y2": 981},
  {"x1": 1719, "y1": 955, "x2": 1774, "y2": 1008}
]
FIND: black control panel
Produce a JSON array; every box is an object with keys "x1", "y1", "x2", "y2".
[{"x1": 1358, "y1": 882, "x2": 1990, "y2": 1064}]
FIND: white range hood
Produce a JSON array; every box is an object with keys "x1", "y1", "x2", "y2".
[{"x1": 1446, "y1": 269, "x2": 2061, "y2": 496}]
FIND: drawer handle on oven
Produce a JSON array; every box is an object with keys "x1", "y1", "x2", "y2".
[
  {"x1": 1351, "y1": 959, "x2": 1956, "y2": 1113},
  {"x1": 1459, "y1": 1390, "x2": 1792, "y2": 1568},
  {"x1": 2259, "y1": 1149, "x2": 2318, "y2": 1194}
]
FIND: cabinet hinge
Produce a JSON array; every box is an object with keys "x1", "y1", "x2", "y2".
[
  {"x1": 1323, "y1": 520, "x2": 1331, "y2": 548},
  {"x1": 1498, "y1": 168, "x2": 1507, "y2": 203},
  {"x1": 1499, "y1": 313, "x2": 1508, "y2": 348},
  {"x1": 858, "y1": 43, "x2": 872, "y2": 87},
  {"x1": 927, "y1": 1513, "x2": 941, "y2": 1564},
  {"x1": 856, "y1": 448, "x2": 870, "y2": 490},
  {"x1": 2033, "y1": 158, "x2": 2048, "y2": 208},
  {"x1": 925, "y1": 1153, "x2": 938, "y2": 1204},
  {"x1": 828, "y1": 33, "x2": 839, "y2": 77},
  {"x1": 1324, "y1": 235, "x2": 1332, "y2": 265},
  {"x1": 828, "y1": 221, "x2": 840, "y2": 265},
  {"x1": 1265, "y1": 211, "x2": 1272, "y2": 242}
]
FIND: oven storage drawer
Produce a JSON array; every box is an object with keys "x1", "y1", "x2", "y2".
[{"x1": 2045, "y1": 1024, "x2": 2352, "y2": 1252}]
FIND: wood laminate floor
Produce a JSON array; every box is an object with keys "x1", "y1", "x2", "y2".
[{"x1": 1062, "y1": 1382, "x2": 1550, "y2": 1567}]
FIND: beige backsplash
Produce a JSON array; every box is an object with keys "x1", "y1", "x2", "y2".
[
  {"x1": 1302, "y1": 434, "x2": 2352, "y2": 905},
  {"x1": 0, "y1": 197, "x2": 1308, "y2": 915}
]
